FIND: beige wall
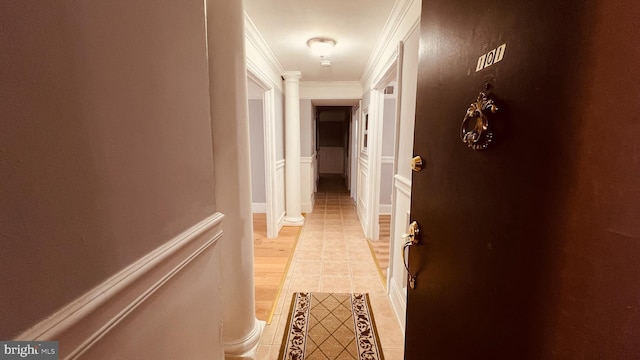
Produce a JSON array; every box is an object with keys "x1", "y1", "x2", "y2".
[{"x1": 0, "y1": 0, "x2": 218, "y2": 347}]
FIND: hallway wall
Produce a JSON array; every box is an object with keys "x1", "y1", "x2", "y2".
[{"x1": 0, "y1": 0, "x2": 223, "y2": 358}]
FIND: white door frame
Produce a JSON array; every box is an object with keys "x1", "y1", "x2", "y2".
[
  {"x1": 387, "y1": 42, "x2": 405, "y2": 290},
  {"x1": 366, "y1": 45, "x2": 403, "y2": 241},
  {"x1": 350, "y1": 103, "x2": 360, "y2": 201},
  {"x1": 247, "y1": 65, "x2": 280, "y2": 238}
]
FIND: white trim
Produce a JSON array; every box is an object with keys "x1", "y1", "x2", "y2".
[
  {"x1": 244, "y1": 13, "x2": 284, "y2": 90},
  {"x1": 369, "y1": 88, "x2": 383, "y2": 240},
  {"x1": 403, "y1": 14, "x2": 421, "y2": 44},
  {"x1": 381, "y1": 156, "x2": 394, "y2": 164},
  {"x1": 392, "y1": 41, "x2": 405, "y2": 179},
  {"x1": 301, "y1": 155, "x2": 316, "y2": 213},
  {"x1": 371, "y1": 48, "x2": 400, "y2": 91},
  {"x1": 365, "y1": 56, "x2": 400, "y2": 241},
  {"x1": 17, "y1": 213, "x2": 224, "y2": 357},
  {"x1": 387, "y1": 41, "x2": 406, "y2": 295},
  {"x1": 252, "y1": 203, "x2": 267, "y2": 213},
  {"x1": 247, "y1": 67, "x2": 280, "y2": 239},
  {"x1": 360, "y1": 0, "x2": 419, "y2": 87},
  {"x1": 264, "y1": 87, "x2": 279, "y2": 238},
  {"x1": 379, "y1": 204, "x2": 392, "y2": 214},
  {"x1": 311, "y1": 152, "x2": 318, "y2": 198},
  {"x1": 357, "y1": 162, "x2": 369, "y2": 235},
  {"x1": 368, "y1": 43, "x2": 404, "y2": 265},
  {"x1": 394, "y1": 174, "x2": 412, "y2": 197},
  {"x1": 350, "y1": 103, "x2": 360, "y2": 201},
  {"x1": 389, "y1": 275, "x2": 407, "y2": 330},
  {"x1": 275, "y1": 160, "x2": 286, "y2": 232},
  {"x1": 360, "y1": 105, "x2": 370, "y2": 156}
]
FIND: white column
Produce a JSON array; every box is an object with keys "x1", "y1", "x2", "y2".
[
  {"x1": 205, "y1": 1, "x2": 264, "y2": 359},
  {"x1": 283, "y1": 71, "x2": 305, "y2": 226}
]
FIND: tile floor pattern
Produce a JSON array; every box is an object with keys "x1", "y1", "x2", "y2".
[{"x1": 256, "y1": 192, "x2": 405, "y2": 360}]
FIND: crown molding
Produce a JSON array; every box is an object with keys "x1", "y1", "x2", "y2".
[
  {"x1": 360, "y1": 0, "x2": 420, "y2": 87},
  {"x1": 244, "y1": 13, "x2": 285, "y2": 85}
]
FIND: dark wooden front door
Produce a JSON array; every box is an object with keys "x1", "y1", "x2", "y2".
[{"x1": 405, "y1": 0, "x2": 640, "y2": 358}]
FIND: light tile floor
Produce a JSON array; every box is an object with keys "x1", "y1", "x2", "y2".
[{"x1": 256, "y1": 192, "x2": 405, "y2": 360}]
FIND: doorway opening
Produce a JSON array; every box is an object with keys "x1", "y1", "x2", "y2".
[
  {"x1": 246, "y1": 70, "x2": 281, "y2": 239},
  {"x1": 315, "y1": 106, "x2": 352, "y2": 194},
  {"x1": 247, "y1": 78, "x2": 268, "y2": 218}
]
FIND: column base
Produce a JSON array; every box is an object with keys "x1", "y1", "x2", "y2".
[
  {"x1": 224, "y1": 319, "x2": 265, "y2": 360},
  {"x1": 283, "y1": 215, "x2": 305, "y2": 226}
]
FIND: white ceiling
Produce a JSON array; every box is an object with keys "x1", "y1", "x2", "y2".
[{"x1": 244, "y1": 0, "x2": 397, "y2": 82}]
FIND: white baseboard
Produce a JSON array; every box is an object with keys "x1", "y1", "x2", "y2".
[
  {"x1": 379, "y1": 204, "x2": 392, "y2": 215},
  {"x1": 17, "y1": 213, "x2": 225, "y2": 359},
  {"x1": 389, "y1": 277, "x2": 407, "y2": 331},
  {"x1": 252, "y1": 203, "x2": 267, "y2": 213}
]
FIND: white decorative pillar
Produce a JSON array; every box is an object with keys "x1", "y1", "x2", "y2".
[
  {"x1": 283, "y1": 71, "x2": 305, "y2": 226},
  {"x1": 205, "y1": 1, "x2": 264, "y2": 359}
]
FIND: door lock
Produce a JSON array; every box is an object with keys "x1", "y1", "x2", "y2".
[
  {"x1": 411, "y1": 156, "x2": 423, "y2": 172},
  {"x1": 402, "y1": 221, "x2": 420, "y2": 289}
]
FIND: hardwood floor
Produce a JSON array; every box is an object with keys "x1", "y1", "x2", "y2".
[{"x1": 252, "y1": 214, "x2": 300, "y2": 323}]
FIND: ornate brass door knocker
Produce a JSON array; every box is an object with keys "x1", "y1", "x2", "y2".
[{"x1": 460, "y1": 92, "x2": 498, "y2": 150}]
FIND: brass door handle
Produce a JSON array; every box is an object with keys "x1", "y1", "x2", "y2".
[{"x1": 402, "y1": 221, "x2": 419, "y2": 289}]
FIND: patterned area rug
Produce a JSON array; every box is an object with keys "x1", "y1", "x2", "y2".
[{"x1": 279, "y1": 292, "x2": 384, "y2": 360}]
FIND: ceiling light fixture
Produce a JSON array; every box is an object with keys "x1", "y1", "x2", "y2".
[{"x1": 307, "y1": 37, "x2": 336, "y2": 58}]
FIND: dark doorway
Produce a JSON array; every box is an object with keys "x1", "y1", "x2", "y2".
[{"x1": 316, "y1": 106, "x2": 351, "y2": 190}]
